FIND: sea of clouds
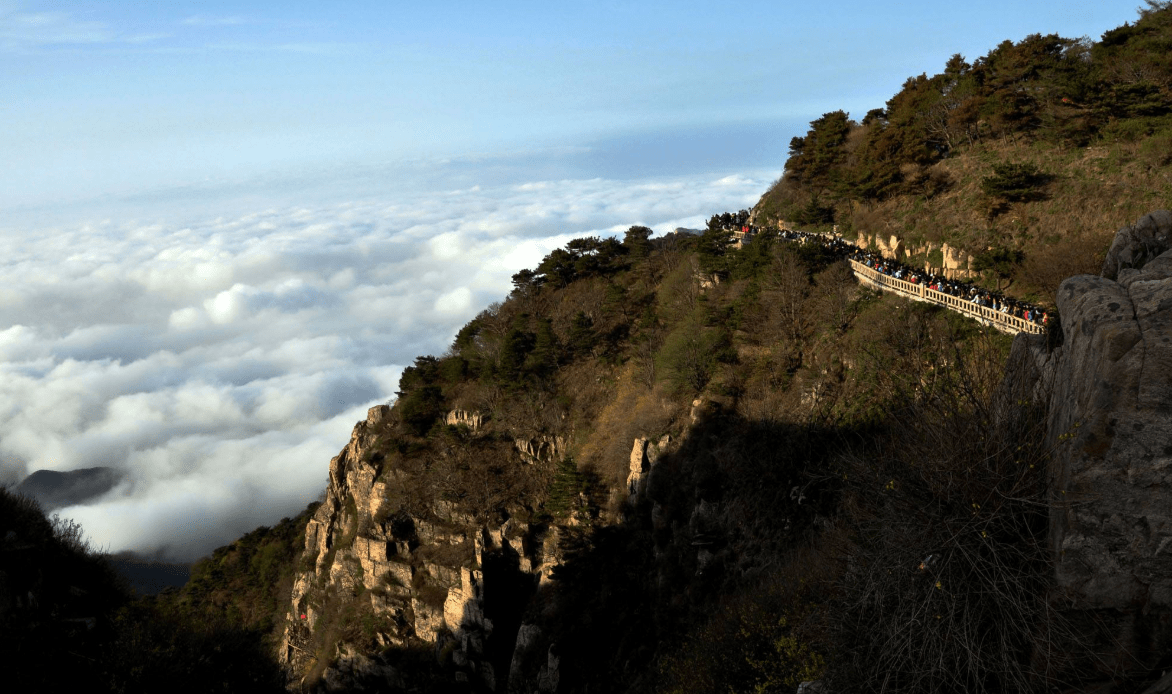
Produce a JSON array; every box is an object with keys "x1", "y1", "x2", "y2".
[{"x1": 0, "y1": 169, "x2": 774, "y2": 560}]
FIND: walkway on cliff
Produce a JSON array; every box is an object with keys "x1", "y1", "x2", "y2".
[
  {"x1": 847, "y1": 259, "x2": 1045, "y2": 335},
  {"x1": 762, "y1": 227, "x2": 1048, "y2": 336}
]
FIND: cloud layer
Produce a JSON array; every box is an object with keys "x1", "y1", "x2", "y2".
[{"x1": 0, "y1": 168, "x2": 773, "y2": 560}]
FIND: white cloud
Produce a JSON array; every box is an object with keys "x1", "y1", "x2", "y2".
[
  {"x1": 0, "y1": 9, "x2": 111, "y2": 46},
  {"x1": 0, "y1": 168, "x2": 774, "y2": 560},
  {"x1": 0, "y1": 4, "x2": 164, "y2": 51},
  {"x1": 435, "y1": 287, "x2": 473, "y2": 315}
]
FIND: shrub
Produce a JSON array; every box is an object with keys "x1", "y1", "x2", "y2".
[
  {"x1": 567, "y1": 311, "x2": 597, "y2": 357},
  {"x1": 980, "y1": 162, "x2": 1052, "y2": 202},
  {"x1": 656, "y1": 321, "x2": 730, "y2": 394},
  {"x1": 660, "y1": 608, "x2": 824, "y2": 694},
  {"x1": 972, "y1": 246, "x2": 1024, "y2": 289},
  {"x1": 544, "y1": 456, "x2": 587, "y2": 519},
  {"x1": 791, "y1": 196, "x2": 836, "y2": 226},
  {"x1": 398, "y1": 385, "x2": 445, "y2": 436},
  {"x1": 826, "y1": 336, "x2": 1092, "y2": 693}
]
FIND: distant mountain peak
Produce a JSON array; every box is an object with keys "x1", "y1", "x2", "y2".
[{"x1": 13, "y1": 466, "x2": 123, "y2": 511}]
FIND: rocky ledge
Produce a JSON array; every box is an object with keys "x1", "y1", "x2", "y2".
[{"x1": 278, "y1": 405, "x2": 567, "y2": 692}]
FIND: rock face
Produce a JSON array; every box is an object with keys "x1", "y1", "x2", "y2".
[
  {"x1": 940, "y1": 242, "x2": 973, "y2": 279},
  {"x1": 1005, "y1": 211, "x2": 1172, "y2": 660},
  {"x1": 1101, "y1": 209, "x2": 1172, "y2": 281},
  {"x1": 626, "y1": 435, "x2": 671, "y2": 503},
  {"x1": 857, "y1": 233, "x2": 974, "y2": 278},
  {"x1": 446, "y1": 409, "x2": 485, "y2": 430},
  {"x1": 279, "y1": 405, "x2": 559, "y2": 692},
  {"x1": 513, "y1": 435, "x2": 565, "y2": 465}
]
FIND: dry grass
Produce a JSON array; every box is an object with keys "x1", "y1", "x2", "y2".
[
  {"x1": 572, "y1": 360, "x2": 681, "y2": 491},
  {"x1": 823, "y1": 319, "x2": 1108, "y2": 693},
  {"x1": 832, "y1": 138, "x2": 1170, "y2": 306}
]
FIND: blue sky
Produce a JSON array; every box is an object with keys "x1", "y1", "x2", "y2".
[
  {"x1": 0, "y1": 0, "x2": 1149, "y2": 559},
  {"x1": 1, "y1": 0, "x2": 1144, "y2": 211}
]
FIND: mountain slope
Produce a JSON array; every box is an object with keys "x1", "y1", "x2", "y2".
[
  {"x1": 754, "y1": 4, "x2": 1172, "y2": 305},
  {"x1": 270, "y1": 223, "x2": 1100, "y2": 692}
]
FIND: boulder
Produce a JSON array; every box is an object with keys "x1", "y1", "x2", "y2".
[
  {"x1": 367, "y1": 404, "x2": 391, "y2": 426},
  {"x1": 1043, "y1": 257, "x2": 1172, "y2": 610},
  {"x1": 1002, "y1": 212, "x2": 1172, "y2": 618},
  {"x1": 1142, "y1": 669, "x2": 1172, "y2": 694},
  {"x1": 1101, "y1": 209, "x2": 1172, "y2": 280}
]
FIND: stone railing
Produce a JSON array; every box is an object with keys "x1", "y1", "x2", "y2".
[{"x1": 849, "y1": 260, "x2": 1045, "y2": 336}]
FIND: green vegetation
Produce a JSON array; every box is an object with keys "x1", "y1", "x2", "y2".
[
  {"x1": 756, "y1": 4, "x2": 1172, "y2": 302},
  {"x1": 980, "y1": 161, "x2": 1053, "y2": 202},
  {"x1": 393, "y1": 204, "x2": 1085, "y2": 692},
  {"x1": 11, "y1": 9, "x2": 1171, "y2": 692},
  {"x1": 542, "y1": 456, "x2": 598, "y2": 521},
  {"x1": 177, "y1": 504, "x2": 319, "y2": 633},
  {"x1": 0, "y1": 485, "x2": 304, "y2": 691}
]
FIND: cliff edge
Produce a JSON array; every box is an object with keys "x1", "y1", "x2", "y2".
[{"x1": 1006, "y1": 210, "x2": 1172, "y2": 670}]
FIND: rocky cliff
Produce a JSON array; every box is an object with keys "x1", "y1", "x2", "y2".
[
  {"x1": 275, "y1": 380, "x2": 836, "y2": 693},
  {"x1": 1005, "y1": 210, "x2": 1172, "y2": 673},
  {"x1": 271, "y1": 210, "x2": 1172, "y2": 692},
  {"x1": 278, "y1": 404, "x2": 578, "y2": 692}
]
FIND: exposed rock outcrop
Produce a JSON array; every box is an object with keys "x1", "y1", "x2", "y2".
[
  {"x1": 626, "y1": 434, "x2": 671, "y2": 503},
  {"x1": 1005, "y1": 210, "x2": 1172, "y2": 674},
  {"x1": 940, "y1": 242, "x2": 973, "y2": 278},
  {"x1": 447, "y1": 409, "x2": 485, "y2": 430},
  {"x1": 856, "y1": 232, "x2": 974, "y2": 278},
  {"x1": 279, "y1": 405, "x2": 556, "y2": 692},
  {"x1": 514, "y1": 435, "x2": 565, "y2": 465},
  {"x1": 1101, "y1": 209, "x2": 1172, "y2": 281}
]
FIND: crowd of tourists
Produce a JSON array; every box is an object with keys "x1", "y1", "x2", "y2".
[
  {"x1": 846, "y1": 248, "x2": 1048, "y2": 326},
  {"x1": 747, "y1": 226, "x2": 1050, "y2": 327}
]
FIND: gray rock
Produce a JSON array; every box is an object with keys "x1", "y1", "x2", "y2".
[
  {"x1": 536, "y1": 644, "x2": 560, "y2": 693},
  {"x1": 1004, "y1": 211, "x2": 1172, "y2": 617},
  {"x1": 367, "y1": 404, "x2": 391, "y2": 426},
  {"x1": 322, "y1": 643, "x2": 403, "y2": 692},
  {"x1": 1101, "y1": 209, "x2": 1172, "y2": 280},
  {"x1": 508, "y1": 623, "x2": 543, "y2": 690},
  {"x1": 1041, "y1": 253, "x2": 1172, "y2": 610}
]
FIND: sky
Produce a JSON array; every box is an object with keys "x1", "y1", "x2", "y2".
[{"x1": 0, "y1": 0, "x2": 1144, "y2": 560}]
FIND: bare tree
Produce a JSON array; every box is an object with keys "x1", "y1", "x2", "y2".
[
  {"x1": 764, "y1": 247, "x2": 811, "y2": 341},
  {"x1": 816, "y1": 260, "x2": 859, "y2": 333}
]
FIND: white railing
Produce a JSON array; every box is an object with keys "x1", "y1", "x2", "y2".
[{"x1": 849, "y1": 260, "x2": 1045, "y2": 336}]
